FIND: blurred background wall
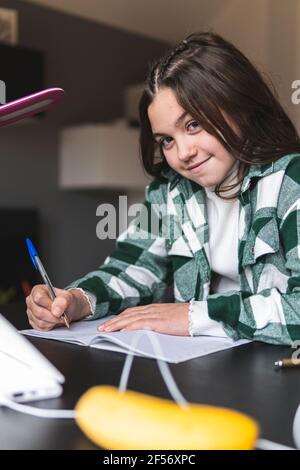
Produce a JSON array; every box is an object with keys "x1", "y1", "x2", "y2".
[
  {"x1": 0, "y1": 0, "x2": 168, "y2": 293},
  {"x1": 0, "y1": 0, "x2": 299, "y2": 301}
]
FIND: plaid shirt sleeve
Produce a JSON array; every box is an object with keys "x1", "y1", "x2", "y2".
[
  {"x1": 205, "y1": 157, "x2": 300, "y2": 345},
  {"x1": 66, "y1": 177, "x2": 172, "y2": 320}
]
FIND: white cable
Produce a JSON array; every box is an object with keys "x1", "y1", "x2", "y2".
[
  {"x1": 292, "y1": 404, "x2": 300, "y2": 449},
  {"x1": 256, "y1": 438, "x2": 295, "y2": 451},
  {"x1": 0, "y1": 330, "x2": 188, "y2": 421},
  {"x1": 117, "y1": 330, "x2": 300, "y2": 448},
  {"x1": 0, "y1": 396, "x2": 76, "y2": 419},
  {"x1": 118, "y1": 330, "x2": 188, "y2": 408},
  {"x1": 2, "y1": 326, "x2": 300, "y2": 450}
]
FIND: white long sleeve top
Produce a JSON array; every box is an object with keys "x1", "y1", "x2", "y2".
[{"x1": 72, "y1": 166, "x2": 242, "y2": 338}]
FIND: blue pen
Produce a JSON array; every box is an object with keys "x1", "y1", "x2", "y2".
[{"x1": 26, "y1": 238, "x2": 70, "y2": 328}]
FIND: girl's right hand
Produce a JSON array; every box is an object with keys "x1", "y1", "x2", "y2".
[{"x1": 25, "y1": 285, "x2": 91, "y2": 331}]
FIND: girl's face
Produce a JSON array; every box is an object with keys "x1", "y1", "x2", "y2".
[{"x1": 148, "y1": 87, "x2": 237, "y2": 188}]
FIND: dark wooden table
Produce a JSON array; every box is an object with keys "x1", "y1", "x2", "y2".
[{"x1": 1, "y1": 301, "x2": 299, "y2": 450}]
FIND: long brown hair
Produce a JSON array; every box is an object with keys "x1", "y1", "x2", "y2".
[{"x1": 139, "y1": 32, "x2": 300, "y2": 198}]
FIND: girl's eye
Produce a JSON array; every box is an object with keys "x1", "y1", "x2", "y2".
[
  {"x1": 187, "y1": 120, "x2": 201, "y2": 131},
  {"x1": 159, "y1": 136, "x2": 173, "y2": 148}
]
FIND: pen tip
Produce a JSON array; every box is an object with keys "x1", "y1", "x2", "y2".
[{"x1": 63, "y1": 314, "x2": 70, "y2": 329}]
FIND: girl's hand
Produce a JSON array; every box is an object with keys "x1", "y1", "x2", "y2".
[
  {"x1": 26, "y1": 285, "x2": 91, "y2": 331},
  {"x1": 97, "y1": 303, "x2": 190, "y2": 336}
]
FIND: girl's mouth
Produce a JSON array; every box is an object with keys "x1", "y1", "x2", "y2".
[{"x1": 187, "y1": 155, "x2": 212, "y2": 173}]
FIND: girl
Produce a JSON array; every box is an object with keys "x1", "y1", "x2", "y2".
[{"x1": 26, "y1": 32, "x2": 300, "y2": 345}]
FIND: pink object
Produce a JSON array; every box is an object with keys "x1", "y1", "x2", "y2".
[{"x1": 0, "y1": 87, "x2": 65, "y2": 127}]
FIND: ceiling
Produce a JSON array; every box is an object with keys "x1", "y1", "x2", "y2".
[{"x1": 22, "y1": 0, "x2": 231, "y2": 43}]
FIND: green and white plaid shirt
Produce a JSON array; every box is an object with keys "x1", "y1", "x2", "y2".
[{"x1": 68, "y1": 152, "x2": 300, "y2": 345}]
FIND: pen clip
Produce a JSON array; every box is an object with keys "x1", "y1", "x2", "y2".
[{"x1": 26, "y1": 238, "x2": 39, "y2": 271}]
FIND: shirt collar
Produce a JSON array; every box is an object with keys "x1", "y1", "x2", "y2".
[
  {"x1": 240, "y1": 162, "x2": 274, "y2": 193},
  {"x1": 160, "y1": 167, "x2": 182, "y2": 190}
]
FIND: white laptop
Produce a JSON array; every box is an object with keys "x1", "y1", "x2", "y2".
[{"x1": 0, "y1": 314, "x2": 64, "y2": 403}]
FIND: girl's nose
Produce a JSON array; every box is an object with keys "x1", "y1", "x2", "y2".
[{"x1": 177, "y1": 141, "x2": 197, "y2": 162}]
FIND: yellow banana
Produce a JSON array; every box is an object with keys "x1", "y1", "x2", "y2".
[{"x1": 75, "y1": 385, "x2": 259, "y2": 450}]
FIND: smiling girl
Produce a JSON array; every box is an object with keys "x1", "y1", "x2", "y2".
[{"x1": 26, "y1": 32, "x2": 300, "y2": 344}]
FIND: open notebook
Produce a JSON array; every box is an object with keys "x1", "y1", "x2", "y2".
[{"x1": 21, "y1": 316, "x2": 250, "y2": 364}]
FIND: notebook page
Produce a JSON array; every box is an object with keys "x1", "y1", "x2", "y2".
[
  {"x1": 90, "y1": 332, "x2": 250, "y2": 363},
  {"x1": 22, "y1": 317, "x2": 251, "y2": 364},
  {"x1": 21, "y1": 316, "x2": 115, "y2": 346}
]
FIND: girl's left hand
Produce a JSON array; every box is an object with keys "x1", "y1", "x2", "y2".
[{"x1": 97, "y1": 303, "x2": 190, "y2": 336}]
